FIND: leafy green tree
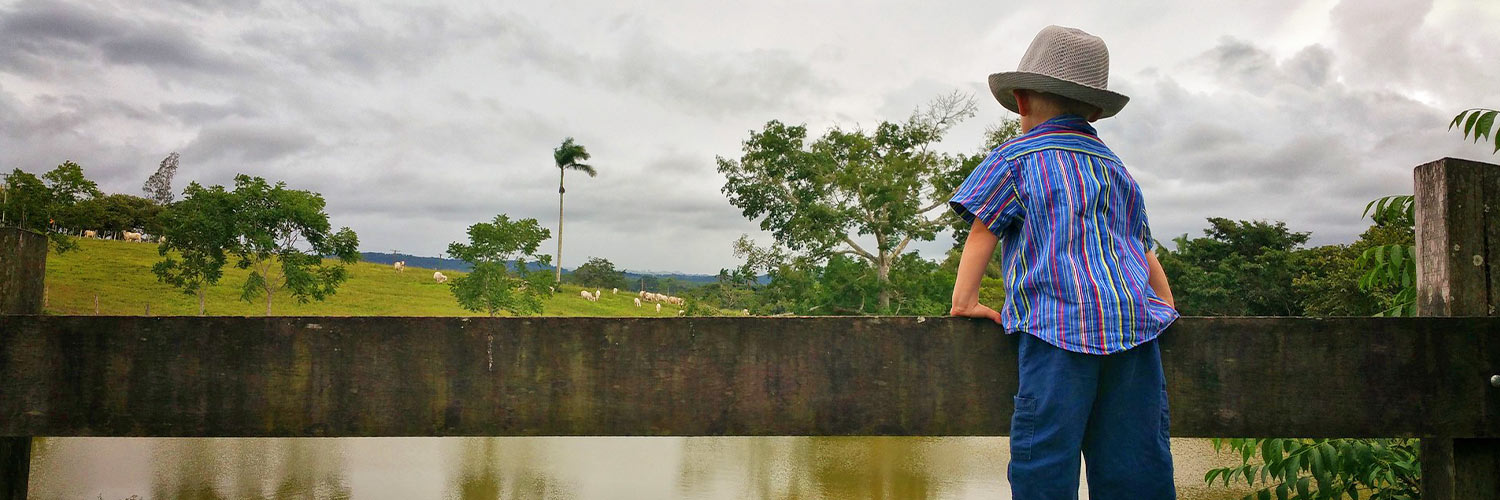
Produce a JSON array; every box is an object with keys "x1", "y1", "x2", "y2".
[
  {"x1": 718, "y1": 92, "x2": 978, "y2": 311},
  {"x1": 1451, "y1": 108, "x2": 1499, "y2": 154},
  {"x1": 42, "y1": 160, "x2": 101, "y2": 207},
  {"x1": 2, "y1": 169, "x2": 52, "y2": 229},
  {"x1": 446, "y1": 214, "x2": 554, "y2": 316},
  {"x1": 3, "y1": 168, "x2": 79, "y2": 252},
  {"x1": 568, "y1": 256, "x2": 627, "y2": 290},
  {"x1": 1156, "y1": 218, "x2": 1311, "y2": 316},
  {"x1": 552, "y1": 137, "x2": 596, "y2": 283},
  {"x1": 152, "y1": 182, "x2": 239, "y2": 315},
  {"x1": 229, "y1": 174, "x2": 360, "y2": 315}
]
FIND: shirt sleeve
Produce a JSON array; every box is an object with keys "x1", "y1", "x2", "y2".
[{"x1": 948, "y1": 152, "x2": 1024, "y2": 235}]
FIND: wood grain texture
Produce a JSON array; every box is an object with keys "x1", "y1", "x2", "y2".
[
  {"x1": 1414, "y1": 157, "x2": 1500, "y2": 500},
  {"x1": 0, "y1": 315, "x2": 1495, "y2": 439},
  {"x1": 0, "y1": 228, "x2": 45, "y2": 316}
]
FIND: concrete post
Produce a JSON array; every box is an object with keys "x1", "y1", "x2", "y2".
[{"x1": 1414, "y1": 157, "x2": 1500, "y2": 499}]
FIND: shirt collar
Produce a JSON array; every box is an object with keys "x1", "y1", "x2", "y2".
[{"x1": 1030, "y1": 114, "x2": 1097, "y2": 136}]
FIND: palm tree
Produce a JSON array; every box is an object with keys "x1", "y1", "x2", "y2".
[{"x1": 553, "y1": 137, "x2": 595, "y2": 283}]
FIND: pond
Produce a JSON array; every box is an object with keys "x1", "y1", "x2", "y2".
[{"x1": 30, "y1": 437, "x2": 1248, "y2": 499}]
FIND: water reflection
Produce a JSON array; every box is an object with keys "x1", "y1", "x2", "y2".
[{"x1": 30, "y1": 437, "x2": 1243, "y2": 499}]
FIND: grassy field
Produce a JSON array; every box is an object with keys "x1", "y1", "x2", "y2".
[{"x1": 42, "y1": 238, "x2": 723, "y2": 317}]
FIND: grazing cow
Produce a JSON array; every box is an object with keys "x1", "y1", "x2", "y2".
[
  {"x1": 433, "y1": 271, "x2": 448, "y2": 283},
  {"x1": 633, "y1": 297, "x2": 641, "y2": 307},
  {"x1": 83, "y1": 230, "x2": 97, "y2": 239},
  {"x1": 393, "y1": 261, "x2": 405, "y2": 272},
  {"x1": 123, "y1": 231, "x2": 143, "y2": 242},
  {"x1": 655, "y1": 303, "x2": 661, "y2": 312}
]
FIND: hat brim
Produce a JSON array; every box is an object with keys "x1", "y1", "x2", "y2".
[{"x1": 988, "y1": 72, "x2": 1129, "y2": 119}]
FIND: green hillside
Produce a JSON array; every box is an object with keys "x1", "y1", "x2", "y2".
[{"x1": 42, "y1": 238, "x2": 727, "y2": 317}]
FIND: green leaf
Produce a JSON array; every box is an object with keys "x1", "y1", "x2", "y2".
[
  {"x1": 1258, "y1": 488, "x2": 1272, "y2": 500},
  {"x1": 1389, "y1": 245, "x2": 1404, "y2": 278},
  {"x1": 1464, "y1": 109, "x2": 1483, "y2": 138},
  {"x1": 1476, "y1": 111, "x2": 1498, "y2": 143},
  {"x1": 1450, "y1": 110, "x2": 1469, "y2": 130},
  {"x1": 1276, "y1": 483, "x2": 1290, "y2": 500}
]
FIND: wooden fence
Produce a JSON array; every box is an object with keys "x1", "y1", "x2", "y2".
[{"x1": 1, "y1": 158, "x2": 1496, "y2": 499}]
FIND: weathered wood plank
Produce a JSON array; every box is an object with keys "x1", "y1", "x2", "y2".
[
  {"x1": 0, "y1": 228, "x2": 45, "y2": 317},
  {"x1": 0, "y1": 315, "x2": 1495, "y2": 439},
  {"x1": 1415, "y1": 157, "x2": 1500, "y2": 500}
]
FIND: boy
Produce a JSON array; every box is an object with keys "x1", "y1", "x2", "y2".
[{"x1": 947, "y1": 26, "x2": 1179, "y2": 500}]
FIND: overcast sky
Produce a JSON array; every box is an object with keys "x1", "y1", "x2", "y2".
[{"x1": 2, "y1": 0, "x2": 1497, "y2": 274}]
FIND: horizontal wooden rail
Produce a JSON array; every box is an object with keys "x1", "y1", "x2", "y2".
[{"x1": 1, "y1": 315, "x2": 1495, "y2": 438}]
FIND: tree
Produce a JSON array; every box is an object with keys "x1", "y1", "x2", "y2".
[
  {"x1": 552, "y1": 137, "x2": 596, "y2": 283},
  {"x1": 569, "y1": 256, "x2": 627, "y2": 290},
  {"x1": 2, "y1": 169, "x2": 51, "y2": 230},
  {"x1": 42, "y1": 160, "x2": 101, "y2": 207},
  {"x1": 446, "y1": 214, "x2": 554, "y2": 316},
  {"x1": 3, "y1": 167, "x2": 81, "y2": 252},
  {"x1": 1156, "y1": 218, "x2": 1311, "y2": 316},
  {"x1": 229, "y1": 175, "x2": 360, "y2": 315},
  {"x1": 152, "y1": 182, "x2": 239, "y2": 315},
  {"x1": 143, "y1": 152, "x2": 180, "y2": 205},
  {"x1": 717, "y1": 91, "x2": 978, "y2": 311}
]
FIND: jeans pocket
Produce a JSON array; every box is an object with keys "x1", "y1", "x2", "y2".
[{"x1": 1011, "y1": 395, "x2": 1037, "y2": 462}]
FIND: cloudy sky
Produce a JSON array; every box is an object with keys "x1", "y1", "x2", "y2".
[{"x1": 2, "y1": 0, "x2": 1497, "y2": 274}]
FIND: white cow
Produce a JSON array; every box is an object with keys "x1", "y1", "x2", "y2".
[
  {"x1": 633, "y1": 297, "x2": 642, "y2": 307},
  {"x1": 612, "y1": 288, "x2": 618, "y2": 295},
  {"x1": 123, "y1": 231, "x2": 143, "y2": 242},
  {"x1": 433, "y1": 271, "x2": 448, "y2": 283},
  {"x1": 655, "y1": 303, "x2": 661, "y2": 312},
  {"x1": 393, "y1": 261, "x2": 405, "y2": 272},
  {"x1": 83, "y1": 230, "x2": 97, "y2": 239},
  {"x1": 580, "y1": 290, "x2": 598, "y2": 302}
]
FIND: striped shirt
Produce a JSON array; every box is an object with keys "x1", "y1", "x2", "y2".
[{"x1": 948, "y1": 114, "x2": 1178, "y2": 355}]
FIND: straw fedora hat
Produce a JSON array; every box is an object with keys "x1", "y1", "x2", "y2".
[{"x1": 988, "y1": 25, "x2": 1129, "y2": 119}]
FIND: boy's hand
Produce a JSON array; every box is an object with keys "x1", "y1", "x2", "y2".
[{"x1": 950, "y1": 302, "x2": 1003, "y2": 324}]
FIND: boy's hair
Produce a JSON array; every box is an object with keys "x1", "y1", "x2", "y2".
[{"x1": 1023, "y1": 90, "x2": 1103, "y2": 118}]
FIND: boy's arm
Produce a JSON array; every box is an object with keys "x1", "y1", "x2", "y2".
[
  {"x1": 950, "y1": 218, "x2": 1003, "y2": 323},
  {"x1": 1145, "y1": 249, "x2": 1175, "y2": 308}
]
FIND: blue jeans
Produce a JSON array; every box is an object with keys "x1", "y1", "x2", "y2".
[{"x1": 1009, "y1": 332, "x2": 1175, "y2": 500}]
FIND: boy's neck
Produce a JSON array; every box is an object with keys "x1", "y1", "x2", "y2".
[{"x1": 1020, "y1": 110, "x2": 1071, "y2": 133}]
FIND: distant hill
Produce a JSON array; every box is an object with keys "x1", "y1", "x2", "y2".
[
  {"x1": 359, "y1": 252, "x2": 736, "y2": 290},
  {"x1": 44, "y1": 239, "x2": 741, "y2": 317}
]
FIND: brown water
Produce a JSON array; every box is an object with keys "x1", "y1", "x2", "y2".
[{"x1": 29, "y1": 437, "x2": 1248, "y2": 499}]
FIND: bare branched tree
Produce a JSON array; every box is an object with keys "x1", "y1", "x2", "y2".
[{"x1": 143, "y1": 152, "x2": 180, "y2": 205}]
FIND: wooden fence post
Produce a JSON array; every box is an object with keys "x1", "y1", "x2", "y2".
[
  {"x1": 1414, "y1": 157, "x2": 1500, "y2": 499},
  {"x1": 0, "y1": 227, "x2": 43, "y2": 500}
]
